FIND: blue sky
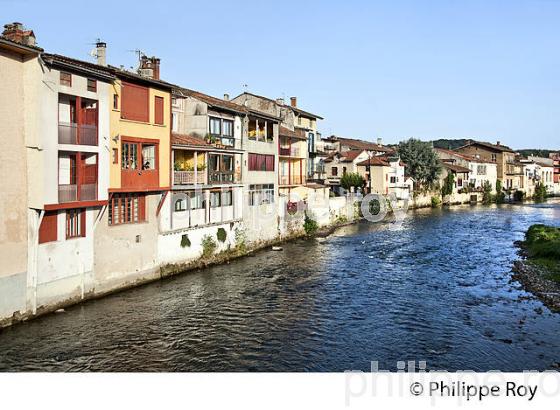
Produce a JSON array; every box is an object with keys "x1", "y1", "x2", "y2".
[{"x1": 3, "y1": 0, "x2": 559, "y2": 149}]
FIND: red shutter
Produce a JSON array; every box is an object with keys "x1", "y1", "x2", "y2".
[
  {"x1": 266, "y1": 155, "x2": 274, "y2": 171},
  {"x1": 154, "y1": 96, "x2": 164, "y2": 125},
  {"x1": 39, "y1": 211, "x2": 58, "y2": 244},
  {"x1": 121, "y1": 82, "x2": 149, "y2": 122},
  {"x1": 249, "y1": 153, "x2": 256, "y2": 171}
]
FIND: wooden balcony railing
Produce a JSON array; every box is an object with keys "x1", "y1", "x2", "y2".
[
  {"x1": 174, "y1": 171, "x2": 207, "y2": 185},
  {"x1": 279, "y1": 175, "x2": 304, "y2": 185}
]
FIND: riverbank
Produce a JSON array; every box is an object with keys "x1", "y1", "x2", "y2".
[{"x1": 512, "y1": 224, "x2": 560, "y2": 312}]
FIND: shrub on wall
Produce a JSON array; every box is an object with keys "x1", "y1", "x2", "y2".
[
  {"x1": 180, "y1": 234, "x2": 191, "y2": 248},
  {"x1": 431, "y1": 196, "x2": 442, "y2": 208},
  {"x1": 201, "y1": 235, "x2": 217, "y2": 258},
  {"x1": 513, "y1": 190, "x2": 525, "y2": 202},
  {"x1": 534, "y1": 182, "x2": 548, "y2": 203},
  {"x1": 216, "y1": 228, "x2": 227, "y2": 243},
  {"x1": 303, "y1": 212, "x2": 318, "y2": 235},
  {"x1": 495, "y1": 180, "x2": 506, "y2": 203}
]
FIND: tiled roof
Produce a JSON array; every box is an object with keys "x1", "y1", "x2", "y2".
[
  {"x1": 340, "y1": 150, "x2": 364, "y2": 162},
  {"x1": 0, "y1": 35, "x2": 43, "y2": 53},
  {"x1": 41, "y1": 53, "x2": 115, "y2": 80},
  {"x1": 325, "y1": 136, "x2": 394, "y2": 153},
  {"x1": 457, "y1": 140, "x2": 514, "y2": 153},
  {"x1": 434, "y1": 148, "x2": 495, "y2": 164},
  {"x1": 279, "y1": 126, "x2": 307, "y2": 140},
  {"x1": 175, "y1": 88, "x2": 248, "y2": 114},
  {"x1": 356, "y1": 157, "x2": 390, "y2": 167},
  {"x1": 443, "y1": 162, "x2": 471, "y2": 174},
  {"x1": 232, "y1": 92, "x2": 323, "y2": 119},
  {"x1": 171, "y1": 133, "x2": 209, "y2": 147},
  {"x1": 108, "y1": 65, "x2": 175, "y2": 89}
]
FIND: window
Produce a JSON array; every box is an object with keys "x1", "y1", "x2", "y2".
[
  {"x1": 121, "y1": 82, "x2": 149, "y2": 122},
  {"x1": 248, "y1": 153, "x2": 274, "y2": 171},
  {"x1": 491, "y1": 153, "x2": 497, "y2": 162},
  {"x1": 87, "y1": 79, "x2": 97, "y2": 92},
  {"x1": 66, "y1": 209, "x2": 85, "y2": 239},
  {"x1": 210, "y1": 191, "x2": 221, "y2": 208},
  {"x1": 142, "y1": 145, "x2": 156, "y2": 169},
  {"x1": 122, "y1": 141, "x2": 157, "y2": 171},
  {"x1": 112, "y1": 148, "x2": 119, "y2": 164},
  {"x1": 174, "y1": 198, "x2": 187, "y2": 212},
  {"x1": 248, "y1": 184, "x2": 274, "y2": 206},
  {"x1": 121, "y1": 142, "x2": 138, "y2": 170},
  {"x1": 39, "y1": 211, "x2": 58, "y2": 244},
  {"x1": 108, "y1": 193, "x2": 146, "y2": 225},
  {"x1": 222, "y1": 120, "x2": 233, "y2": 137},
  {"x1": 390, "y1": 176, "x2": 397, "y2": 184},
  {"x1": 332, "y1": 167, "x2": 338, "y2": 176},
  {"x1": 113, "y1": 94, "x2": 119, "y2": 110},
  {"x1": 154, "y1": 96, "x2": 164, "y2": 125},
  {"x1": 188, "y1": 192, "x2": 203, "y2": 209},
  {"x1": 172, "y1": 113, "x2": 178, "y2": 132},
  {"x1": 342, "y1": 167, "x2": 347, "y2": 174},
  {"x1": 222, "y1": 190, "x2": 233, "y2": 206},
  {"x1": 248, "y1": 118, "x2": 273, "y2": 142},
  {"x1": 60, "y1": 72, "x2": 72, "y2": 86},
  {"x1": 477, "y1": 165, "x2": 487, "y2": 175},
  {"x1": 210, "y1": 117, "x2": 221, "y2": 135}
]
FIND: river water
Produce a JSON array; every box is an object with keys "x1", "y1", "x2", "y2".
[{"x1": 1, "y1": 201, "x2": 559, "y2": 372}]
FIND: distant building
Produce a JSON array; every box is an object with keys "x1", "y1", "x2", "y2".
[{"x1": 435, "y1": 148, "x2": 498, "y2": 192}]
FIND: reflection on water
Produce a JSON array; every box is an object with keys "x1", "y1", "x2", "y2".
[{"x1": 0, "y1": 201, "x2": 559, "y2": 371}]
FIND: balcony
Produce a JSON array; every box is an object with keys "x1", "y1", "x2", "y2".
[
  {"x1": 279, "y1": 175, "x2": 304, "y2": 186},
  {"x1": 174, "y1": 170, "x2": 206, "y2": 185},
  {"x1": 58, "y1": 183, "x2": 97, "y2": 203},
  {"x1": 58, "y1": 122, "x2": 98, "y2": 146},
  {"x1": 208, "y1": 171, "x2": 240, "y2": 184},
  {"x1": 279, "y1": 146, "x2": 300, "y2": 157}
]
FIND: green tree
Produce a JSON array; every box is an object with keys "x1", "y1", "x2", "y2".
[
  {"x1": 340, "y1": 172, "x2": 365, "y2": 191},
  {"x1": 495, "y1": 180, "x2": 506, "y2": 203},
  {"x1": 397, "y1": 139, "x2": 442, "y2": 189},
  {"x1": 482, "y1": 181, "x2": 493, "y2": 204},
  {"x1": 441, "y1": 172, "x2": 455, "y2": 197},
  {"x1": 534, "y1": 182, "x2": 548, "y2": 202}
]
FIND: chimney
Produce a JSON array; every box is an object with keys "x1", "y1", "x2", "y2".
[
  {"x1": 376, "y1": 137, "x2": 383, "y2": 146},
  {"x1": 496, "y1": 141, "x2": 501, "y2": 146},
  {"x1": 2, "y1": 22, "x2": 36, "y2": 46},
  {"x1": 290, "y1": 96, "x2": 297, "y2": 107},
  {"x1": 223, "y1": 93, "x2": 229, "y2": 101},
  {"x1": 139, "y1": 55, "x2": 161, "y2": 80},
  {"x1": 95, "y1": 41, "x2": 107, "y2": 66},
  {"x1": 276, "y1": 98, "x2": 284, "y2": 106}
]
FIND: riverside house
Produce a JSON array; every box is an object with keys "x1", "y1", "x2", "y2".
[
  {"x1": 324, "y1": 150, "x2": 370, "y2": 191},
  {"x1": 0, "y1": 25, "x2": 42, "y2": 319},
  {"x1": 94, "y1": 51, "x2": 173, "y2": 294},
  {"x1": 435, "y1": 148, "x2": 498, "y2": 193},
  {"x1": 355, "y1": 156, "x2": 412, "y2": 199},
  {"x1": 456, "y1": 140, "x2": 524, "y2": 191},
  {"x1": 157, "y1": 88, "x2": 245, "y2": 263}
]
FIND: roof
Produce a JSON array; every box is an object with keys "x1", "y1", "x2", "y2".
[
  {"x1": 305, "y1": 182, "x2": 327, "y2": 189},
  {"x1": 356, "y1": 157, "x2": 390, "y2": 167},
  {"x1": 443, "y1": 162, "x2": 471, "y2": 174},
  {"x1": 340, "y1": 150, "x2": 364, "y2": 162},
  {"x1": 174, "y1": 87, "x2": 247, "y2": 115},
  {"x1": 434, "y1": 148, "x2": 496, "y2": 164},
  {"x1": 279, "y1": 126, "x2": 306, "y2": 140},
  {"x1": 232, "y1": 92, "x2": 323, "y2": 119},
  {"x1": 41, "y1": 53, "x2": 115, "y2": 81},
  {"x1": 171, "y1": 133, "x2": 209, "y2": 148},
  {"x1": 108, "y1": 65, "x2": 175, "y2": 90},
  {"x1": 456, "y1": 140, "x2": 514, "y2": 153},
  {"x1": 0, "y1": 35, "x2": 43, "y2": 53},
  {"x1": 324, "y1": 136, "x2": 394, "y2": 153}
]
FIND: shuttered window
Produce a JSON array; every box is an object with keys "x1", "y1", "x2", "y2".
[
  {"x1": 66, "y1": 209, "x2": 86, "y2": 239},
  {"x1": 154, "y1": 96, "x2": 164, "y2": 125},
  {"x1": 121, "y1": 82, "x2": 149, "y2": 122},
  {"x1": 108, "y1": 193, "x2": 146, "y2": 225},
  {"x1": 248, "y1": 153, "x2": 274, "y2": 171},
  {"x1": 39, "y1": 211, "x2": 58, "y2": 244}
]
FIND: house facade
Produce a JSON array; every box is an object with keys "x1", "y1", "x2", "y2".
[
  {"x1": 355, "y1": 156, "x2": 412, "y2": 199},
  {"x1": 94, "y1": 55, "x2": 172, "y2": 293},
  {"x1": 0, "y1": 28, "x2": 42, "y2": 320},
  {"x1": 456, "y1": 140, "x2": 523, "y2": 191},
  {"x1": 435, "y1": 148, "x2": 497, "y2": 192},
  {"x1": 324, "y1": 150, "x2": 370, "y2": 189},
  {"x1": 158, "y1": 89, "x2": 245, "y2": 263}
]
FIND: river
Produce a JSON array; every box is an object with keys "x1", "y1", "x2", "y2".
[{"x1": 1, "y1": 201, "x2": 559, "y2": 372}]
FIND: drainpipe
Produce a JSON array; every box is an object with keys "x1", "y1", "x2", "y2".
[{"x1": 31, "y1": 209, "x2": 45, "y2": 315}]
